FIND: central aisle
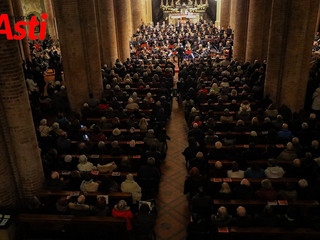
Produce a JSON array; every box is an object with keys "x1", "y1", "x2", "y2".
[{"x1": 155, "y1": 99, "x2": 189, "y2": 240}]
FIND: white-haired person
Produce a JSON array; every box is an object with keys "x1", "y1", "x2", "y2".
[{"x1": 211, "y1": 206, "x2": 232, "y2": 227}]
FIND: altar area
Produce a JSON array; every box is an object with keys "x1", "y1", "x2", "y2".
[{"x1": 161, "y1": 0, "x2": 209, "y2": 24}]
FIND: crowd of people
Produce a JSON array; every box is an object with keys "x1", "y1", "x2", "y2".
[
  {"x1": 27, "y1": 54, "x2": 176, "y2": 238},
  {"x1": 178, "y1": 57, "x2": 320, "y2": 239},
  {"x1": 21, "y1": 21, "x2": 320, "y2": 239},
  {"x1": 130, "y1": 20, "x2": 233, "y2": 62}
]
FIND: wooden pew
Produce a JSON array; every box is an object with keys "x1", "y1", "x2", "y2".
[
  {"x1": 18, "y1": 214, "x2": 126, "y2": 236},
  {"x1": 71, "y1": 140, "x2": 144, "y2": 145},
  {"x1": 210, "y1": 178, "x2": 299, "y2": 184},
  {"x1": 225, "y1": 227, "x2": 320, "y2": 237},
  {"x1": 208, "y1": 160, "x2": 291, "y2": 166},
  {"x1": 86, "y1": 117, "x2": 150, "y2": 123},
  {"x1": 206, "y1": 144, "x2": 284, "y2": 150},
  {"x1": 59, "y1": 170, "x2": 137, "y2": 178},
  {"x1": 61, "y1": 154, "x2": 141, "y2": 159},
  {"x1": 37, "y1": 190, "x2": 132, "y2": 200},
  {"x1": 213, "y1": 199, "x2": 319, "y2": 207}
]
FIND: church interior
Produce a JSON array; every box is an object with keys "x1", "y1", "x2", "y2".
[{"x1": 2, "y1": 0, "x2": 320, "y2": 239}]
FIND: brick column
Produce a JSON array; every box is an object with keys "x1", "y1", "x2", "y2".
[
  {"x1": 220, "y1": 0, "x2": 231, "y2": 29},
  {"x1": 43, "y1": 0, "x2": 57, "y2": 40},
  {"x1": 114, "y1": 0, "x2": 133, "y2": 61},
  {"x1": 96, "y1": 0, "x2": 119, "y2": 66},
  {"x1": 215, "y1": 0, "x2": 221, "y2": 28},
  {"x1": 54, "y1": 0, "x2": 102, "y2": 112},
  {"x1": 316, "y1": 2, "x2": 320, "y2": 33},
  {"x1": 132, "y1": 0, "x2": 144, "y2": 32},
  {"x1": 11, "y1": 0, "x2": 31, "y2": 61},
  {"x1": 233, "y1": 0, "x2": 249, "y2": 62},
  {"x1": 145, "y1": 0, "x2": 153, "y2": 24},
  {"x1": 0, "y1": 118, "x2": 18, "y2": 208},
  {"x1": 0, "y1": 0, "x2": 44, "y2": 201},
  {"x1": 265, "y1": 0, "x2": 319, "y2": 112},
  {"x1": 245, "y1": 0, "x2": 272, "y2": 62},
  {"x1": 141, "y1": 0, "x2": 147, "y2": 24},
  {"x1": 229, "y1": 0, "x2": 237, "y2": 30},
  {"x1": 78, "y1": 0, "x2": 103, "y2": 100}
]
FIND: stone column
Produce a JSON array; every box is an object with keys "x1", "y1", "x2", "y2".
[
  {"x1": 245, "y1": 0, "x2": 272, "y2": 63},
  {"x1": 0, "y1": 0, "x2": 45, "y2": 201},
  {"x1": 53, "y1": 0, "x2": 91, "y2": 112},
  {"x1": 265, "y1": 0, "x2": 319, "y2": 112},
  {"x1": 132, "y1": 0, "x2": 144, "y2": 32},
  {"x1": 97, "y1": 0, "x2": 119, "y2": 66},
  {"x1": 43, "y1": 0, "x2": 57, "y2": 40},
  {"x1": 233, "y1": 0, "x2": 249, "y2": 62},
  {"x1": 316, "y1": 2, "x2": 320, "y2": 33},
  {"x1": 0, "y1": 116, "x2": 18, "y2": 208},
  {"x1": 145, "y1": 0, "x2": 153, "y2": 24},
  {"x1": 114, "y1": 0, "x2": 133, "y2": 61},
  {"x1": 215, "y1": 0, "x2": 221, "y2": 28},
  {"x1": 11, "y1": 0, "x2": 31, "y2": 61},
  {"x1": 78, "y1": 0, "x2": 103, "y2": 100},
  {"x1": 141, "y1": 0, "x2": 147, "y2": 24},
  {"x1": 220, "y1": 0, "x2": 231, "y2": 29},
  {"x1": 229, "y1": 0, "x2": 237, "y2": 30}
]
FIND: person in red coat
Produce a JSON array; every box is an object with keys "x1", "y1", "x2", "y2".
[{"x1": 112, "y1": 200, "x2": 134, "y2": 231}]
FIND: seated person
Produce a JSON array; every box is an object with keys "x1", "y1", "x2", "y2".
[
  {"x1": 121, "y1": 174, "x2": 142, "y2": 204},
  {"x1": 80, "y1": 175, "x2": 100, "y2": 193},
  {"x1": 91, "y1": 197, "x2": 110, "y2": 216},
  {"x1": 264, "y1": 158, "x2": 285, "y2": 178},
  {"x1": 68, "y1": 195, "x2": 90, "y2": 216},
  {"x1": 132, "y1": 203, "x2": 156, "y2": 238},
  {"x1": 77, "y1": 155, "x2": 95, "y2": 172},
  {"x1": 227, "y1": 161, "x2": 244, "y2": 178},
  {"x1": 256, "y1": 179, "x2": 278, "y2": 201},
  {"x1": 112, "y1": 200, "x2": 134, "y2": 231},
  {"x1": 232, "y1": 206, "x2": 252, "y2": 227},
  {"x1": 211, "y1": 206, "x2": 232, "y2": 227}
]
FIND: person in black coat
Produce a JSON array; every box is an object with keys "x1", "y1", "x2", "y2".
[
  {"x1": 184, "y1": 167, "x2": 207, "y2": 200},
  {"x1": 232, "y1": 206, "x2": 253, "y2": 227},
  {"x1": 191, "y1": 186, "x2": 212, "y2": 219},
  {"x1": 183, "y1": 137, "x2": 201, "y2": 168},
  {"x1": 188, "y1": 123, "x2": 205, "y2": 144},
  {"x1": 132, "y1": 203, "x2": 156, "y2": 239},
  {"x1": 233, "y1": 179, "x2": 254, "y2": 200}
]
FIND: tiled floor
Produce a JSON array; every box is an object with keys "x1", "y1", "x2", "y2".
[{"x1": 155, "y1": 99, "x2": 189, "y2": 240}]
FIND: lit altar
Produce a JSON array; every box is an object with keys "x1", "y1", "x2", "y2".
[{"x1": 161, "y1": 0, "x2": 209, "y2": 24}]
